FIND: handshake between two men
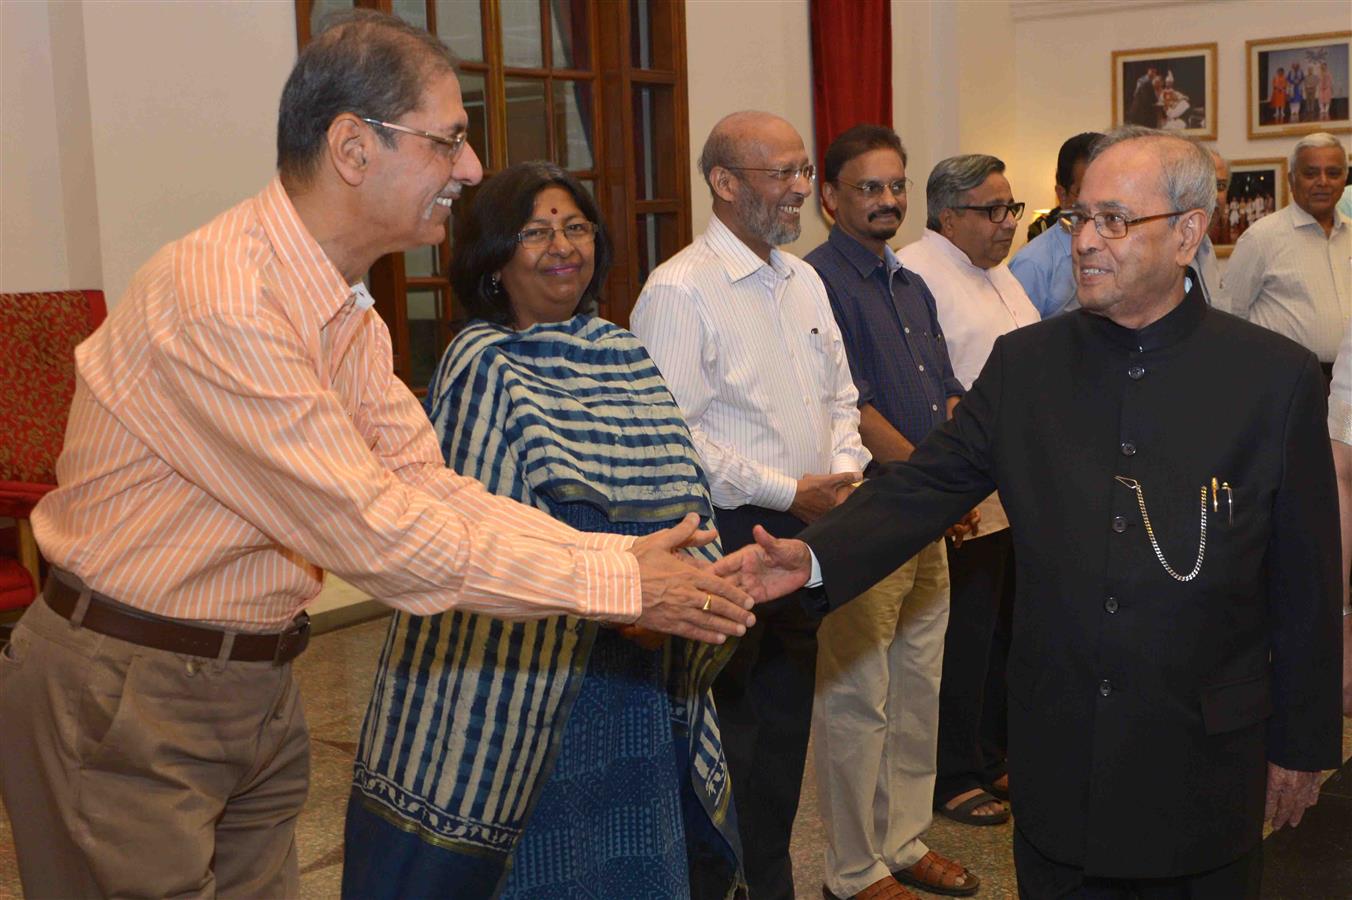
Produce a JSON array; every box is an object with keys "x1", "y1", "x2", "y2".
[{"x1": 624, "y1": 512, "x2": 819, "y2": 646}]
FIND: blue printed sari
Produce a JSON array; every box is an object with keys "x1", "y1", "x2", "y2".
[{"x1": 342, "y1": 316, "x2": 743, "y2": 899}]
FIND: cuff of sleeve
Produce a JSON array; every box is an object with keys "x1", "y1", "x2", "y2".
[
  {"x1": 758, "y1": 470, "x2": 799, "y2": 513},
  {"x1": 807, "y1": 549, "x2": 823, "y2": 588},
  {"x1": 577, "y1": 548, "x2": 642, "y2": 624},
  {"x1": 831, "y1": 453, "x2": 865, "y2": 477}
]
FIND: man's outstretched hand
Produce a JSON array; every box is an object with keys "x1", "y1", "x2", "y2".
[
  {"x1": 711, "y1": 525, "x2": 813, "y2": 603},
  {"x1": 628, "y1": 513, "x2": 757, "y2": 644}
]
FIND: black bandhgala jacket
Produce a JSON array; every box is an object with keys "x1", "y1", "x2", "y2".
[{"x1": 801, "y1": 277, "x2": 1343, "y2": 879}]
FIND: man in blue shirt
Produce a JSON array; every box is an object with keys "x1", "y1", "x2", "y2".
[
  {"x1": 803, "y1": 124, "x2": 978, "y2": 900},
  {"x1": 1009, "y1": 132, "x2": 1101, "y2": 317}
]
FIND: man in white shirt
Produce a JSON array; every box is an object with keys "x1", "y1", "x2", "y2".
[
  {"x1": 896, "y1": 154, "x2": 1040, "y2": 835},
  {"x1": 631, "y1": 110, "x2": 871, "y2": 900},
  {"x1": 1224, "y1": 132, "x2": 1350, "y2": 371}
]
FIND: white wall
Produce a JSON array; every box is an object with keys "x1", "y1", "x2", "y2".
[
  {"x1": 684, "y1": 0, "x2": 828, "y2": 258},
  {"x1": 1010, "y1": 0, "x2": 1351, "y2": 253},
  {"x1": 81, "y1": 0, "x2": 296, "y2": 306},
  {"x1": 1, "y1": 1, "x2": 71, "y2": 291}
]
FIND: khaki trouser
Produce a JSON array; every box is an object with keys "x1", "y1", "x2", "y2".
[
  {"x1": 813, "y1": 540, "x2": 950, "y2": 898},
  {"x1": 0, "y1": 596, "x2": 309, "y2": 898}
]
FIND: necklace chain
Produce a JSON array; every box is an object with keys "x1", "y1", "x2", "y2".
[{"x1": 1115, "y1": 477, "x2": 1207, "y2": 582}]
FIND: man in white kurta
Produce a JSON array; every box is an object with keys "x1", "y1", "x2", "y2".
[{"x1": 897, "y1": 154, "x2": 1040, "y2": 833}]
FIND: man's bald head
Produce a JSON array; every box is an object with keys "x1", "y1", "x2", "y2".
[{"x1": 698, "y1": 111, "x2": 800, "y2": 192}]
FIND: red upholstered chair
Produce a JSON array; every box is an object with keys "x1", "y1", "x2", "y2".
[{"x1": 0, "y1": 289, "x2": 107, "y2": 616}]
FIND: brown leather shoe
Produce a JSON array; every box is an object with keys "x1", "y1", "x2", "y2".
[
  {"x1": 821, "y1": 875, "x2": 920, "y2": 900},
  {"x1": 894, "y1": 850, "x2": 980, "y2": 897}
]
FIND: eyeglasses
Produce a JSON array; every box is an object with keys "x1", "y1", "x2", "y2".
[
  {"x1": 726, "y1": 163, "x2": 817, "y2": 183},
  {"x1": 517, "y1": 221, "x2": 599, "y2": 248},
  {"x1": 1059, "y1": 209, "x2": 1191, "y2": 239},
  {"x1": 951, "y1": 202, "x2": 1025, "y2": 223},
  {"x1": 361, "y1": 117, "x2": 468, "y2": 160},
  {"x1": 837, "y1": 177, "x2": 911, "y2": 198}
]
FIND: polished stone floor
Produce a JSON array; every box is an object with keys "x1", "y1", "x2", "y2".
[{"x1": 2, "y1": 615, "x2": 1350, "y2": 899}]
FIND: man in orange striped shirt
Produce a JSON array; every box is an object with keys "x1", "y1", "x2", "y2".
[{"x1": 0, "y1": 11, "x2": 754, "y2": 898}]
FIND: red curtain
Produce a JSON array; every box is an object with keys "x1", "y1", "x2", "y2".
[{"x1": 809, "y1": 0, "x2": 892, "y2": 181}]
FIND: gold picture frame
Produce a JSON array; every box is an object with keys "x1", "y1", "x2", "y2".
[
  {"x1": 1246, "y1": 31, "x2": 1351, "y2": 139},
  {"x1": 1209, "y1": 157, "x2": 1289, "y2": 258},
  {"x1": 1112, "y1": 43, "x2": 1217, "y2": 140}
]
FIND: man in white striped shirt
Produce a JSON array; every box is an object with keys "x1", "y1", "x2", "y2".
[{"x1": 631, "y1": 110, "x2": 870, "y2": 900}]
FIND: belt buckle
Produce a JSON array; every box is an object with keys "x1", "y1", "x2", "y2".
[{"x1": 273, "y1": 613, "x2": 311, "y2": 665}]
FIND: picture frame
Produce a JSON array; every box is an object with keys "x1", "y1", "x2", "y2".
[
  {"x1": 1246, "y1": 31, "x2": 1351, "y2": 139},
  {"x1": 1112, "y1": 43, "x2": 1217, "y2": 140},
  {"x1": 1208, "y1": 157, "x2": 1288, "y2": 258}
]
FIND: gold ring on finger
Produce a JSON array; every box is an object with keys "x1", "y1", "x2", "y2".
[{"x1": 701, "y1": 593, "x2": 712, "y2": 612}]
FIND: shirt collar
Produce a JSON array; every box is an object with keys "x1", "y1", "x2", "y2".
[
  {"x1": 921, "y1": 228, "x2": 985, "y2": 273},
  {"x1": 254, "y1": 175, "x2": 355, "y2": 325},
  {"x1": 704, "y1": 213, "x2": 793, "y2": 283},
  {"x1": 827, "y1": 224, "x2": 903, "y2": 280},
  {"x1": 1082, "y1": 268, "x2": 1208, "y2": 353},
  {"x1": 1287, "y1": 202, "x2": 1347, "y2": 235}
]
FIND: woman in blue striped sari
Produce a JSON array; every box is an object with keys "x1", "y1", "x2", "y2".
[{"x1": 343, "y1": 162, "x2": 744, "y2": 900}]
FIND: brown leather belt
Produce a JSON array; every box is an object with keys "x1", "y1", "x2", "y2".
[{"x1": 44, "y1": 573, "x2": 310, "y2": 665}]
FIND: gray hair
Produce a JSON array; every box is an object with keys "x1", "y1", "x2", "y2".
[
  {"x1": 1289, "y1": 132, "x2": 1347, "y2": 175},
  {"x1": 925, "y1": 155, "x2": 1006, "y2": 231},
  {"x1": 1090, "y1": 125, "x2": 1216, "y2": 220}
]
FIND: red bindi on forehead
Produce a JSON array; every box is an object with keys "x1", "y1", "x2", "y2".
[{"x1": 551, "y1": 208, "x2": 557, "y2": 214}]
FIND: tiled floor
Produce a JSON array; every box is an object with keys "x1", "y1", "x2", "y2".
[{"x1": 2, "y1": 616, "x2": 1350, "y2": 899}]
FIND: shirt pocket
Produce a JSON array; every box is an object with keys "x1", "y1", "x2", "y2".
[{"x1": 804, "y1": 328, "x2": 837, "y2": 403}]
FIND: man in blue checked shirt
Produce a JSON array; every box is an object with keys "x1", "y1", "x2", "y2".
[{"x1": 803, "y1": 124, "x2": 980, "y2": 900}]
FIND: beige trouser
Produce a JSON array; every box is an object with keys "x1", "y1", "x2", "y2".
[
  {"x1": 0, "y1": 596, "x2": 309, "y2": 899},
  {"x1": 813, "y1": 540, "x2": 950, "y2": 898}
]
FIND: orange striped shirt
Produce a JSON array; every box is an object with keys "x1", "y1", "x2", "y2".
[{"x1": 32, "y1": 177, "x2": 640, "y2": 631}]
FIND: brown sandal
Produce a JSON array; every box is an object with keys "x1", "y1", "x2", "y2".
[
  {"x1": 822, "y1": 875, "x2": 919, "y2": 900},
  {"x1": 894, "y1": 850, "x2": 981, "y2": 897}
]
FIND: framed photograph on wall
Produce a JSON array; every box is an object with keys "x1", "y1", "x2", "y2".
[
  {"x1": 1112, "y1": 43, "x2": 1217, "y2": 139},
  {"x1": 1246, "y1": 31, "x2": 1351, "y2": 138},
  {"x1": 1208, "y1": 158, "x2": 1288, "y2": 258}
]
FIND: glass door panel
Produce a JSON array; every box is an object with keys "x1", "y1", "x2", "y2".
[
  {"x1": 505, "y1": 78, "x2": 549, "y2": 163},
  {"x1": 435, "y1": 0, "x2": 484, "y2": 62},
  {"x1": 553, "y1": 79, "x2": 595, "y2": 171}
]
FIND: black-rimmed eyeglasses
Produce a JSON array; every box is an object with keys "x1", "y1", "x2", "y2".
[
  {"x1": 951, "y1": 202, "x2": 1025, "y2": 223},
  {"x1": 361, "y1": 117, "x2": 468, "y2": 160},
  {"x1": 725, "y1": 164, "x2": 817, "y2": 183},
  {"x1": 837, "y1": 177, "x2": 911, "y2": 198},
  {"x1": 1059, "y1": 209, "x2": 1191, "y2": 239}
]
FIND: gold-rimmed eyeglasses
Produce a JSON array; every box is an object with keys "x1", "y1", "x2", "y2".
[
  {"x1": 361, "y1": 117, "x2": 468, "y2": 160},
  {"x1": 1059, "y1": 209, "x2": 1192, "y2": 239},
  {"x1": 517, "y1": 222, "x2": 599, "y2": 249},
  {"x1": 726, "y1": 163, "x2": 817, "y2": 183}
]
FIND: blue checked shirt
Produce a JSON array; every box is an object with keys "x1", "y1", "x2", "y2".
[{"x1": 805, "y1": 226, "x2": 963, "y2": 449}]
